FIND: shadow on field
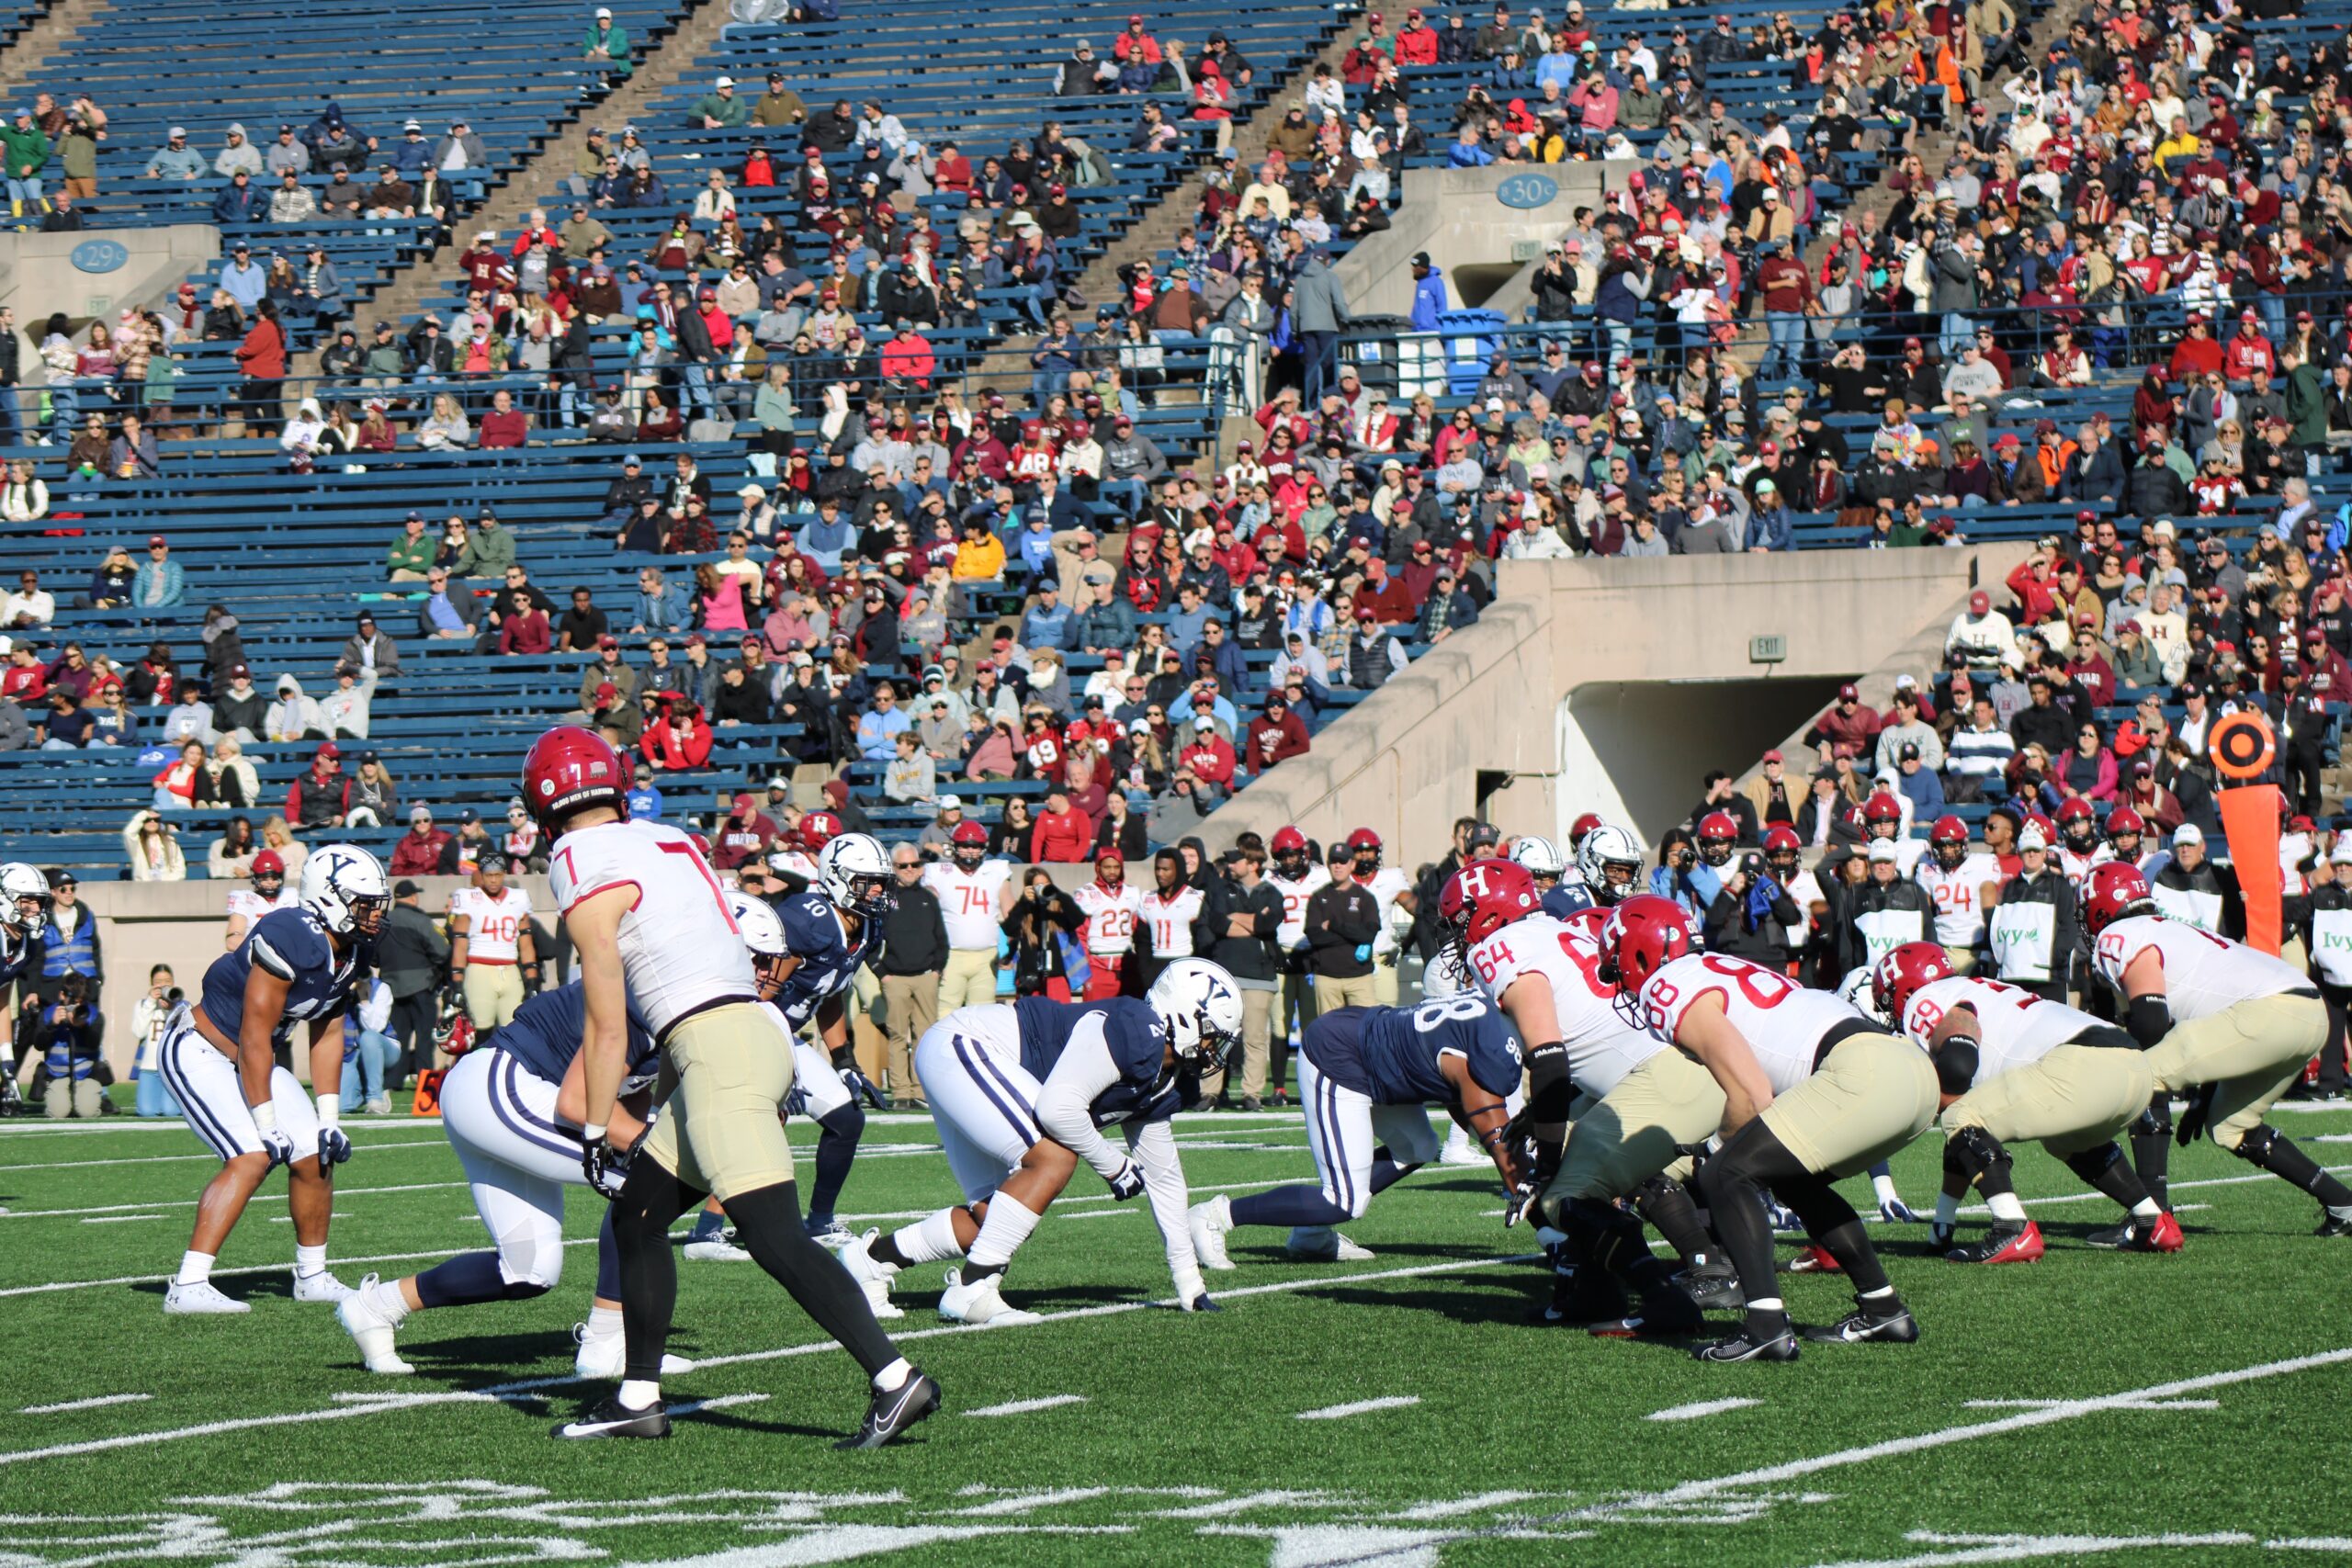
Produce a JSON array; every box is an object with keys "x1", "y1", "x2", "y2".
[
  {"x1": 679, "y1": 1404, "x2": 863, "y2": 1443},
  {"x1": 130, "y1": 1275, "x2": 291, "y2": 1304},
  {"x1": 1306, "y1": 1280, "x2": 1545, "y2": 1326},
  {"x1": 400, "y1": 1330, "x2": 613, "y2": 1379}
]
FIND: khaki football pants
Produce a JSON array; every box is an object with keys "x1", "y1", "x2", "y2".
[
  {"x1": 641, "y1": 1003, "x2": 797, "y2": 1202},
  {"x1": 1762, "y1": 1032, "x2": 1939, "y2": 1178},
  {"x1": 462, "y1": 964, "x2": 526, "y2": 1032},
  {"x1": 2148, "y1": 992, "x2": 2330, "y2": 1152},
  {"x1": 936, "y1": 948, "x2": 1000, "y2": 1013},
  {"x1": 1541, "y1": 1050, "x2": 1725, "y2": 1222},
  {"x1": 1943, "y1": 1041, "x2": 2154, "y2": 1157}
]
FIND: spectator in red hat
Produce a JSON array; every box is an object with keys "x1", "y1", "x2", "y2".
[
  {"x1": 284, "y1": 741, "x2": 349, "y2": 829},
  {"x1": 1804, "y1": 682, "x2": 1880, "y2": 761}
]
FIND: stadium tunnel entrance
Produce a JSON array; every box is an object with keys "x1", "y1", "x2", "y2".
[{"x1": 1555, "y1": 679, "x2": 1849, "y2": 848}]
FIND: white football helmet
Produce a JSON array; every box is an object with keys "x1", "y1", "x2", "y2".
[
  {"x1": 816, "y1": 831, "x2": 893, "y2": 916},
  {"x1": 1148, "y1": 957, "x2": 1244, "y2": 1070},
  {"x1": 725, "y1": 886, "x2": 789, "y2": 1001},
  {"x1": 1835, "y1": 964, "x2": 1885, "y2": 1023},
  {"x1": 0, "y1": 862, "x2": 51, "y2": 938},
  {"x1": 1575, "y1": 823, "x2": 1645, "y2": 907},
  {"x1": 1509, "y1": 834, "x2": 1566, "y2": 882},
  {"x1": 300, "y1": 844, "x2": 390, "y2": 939}
]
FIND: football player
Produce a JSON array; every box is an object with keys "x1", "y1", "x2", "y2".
[
  {"x1": 1072, "y1": 850, "x2": 1145, "y2": 1000},
  {"x1": 837, "y1": 960, "x2": 1241, "y2": 1324},
  {"x1": 2053, "y1": 798, "x2": 2101, "y2": 888},
  {"x1": 1575, "y1": 823, "x2": 1647, "y2": 908},
  {"x1": 158, "y1": 846, "x2": 385, "y2": 1314},
  {"x1": 1446, "y1": 861, "x2": 1725, "y2": 1329},
  {"x1": 447, "y1": 851, "x2": 540, "y2": 1032},
  {"x1": 1860, "y1": 792, "x2": 1925, "y2": 875},
  {"x1": 1265, "y1": 826, "x2": 1332, "y2": 1101},
  {"x1": 1873, "y1": 942, "x2": 2179, "y2": 1262},
  {"x1": 2082, "y1": 863, "x2": 2352, "y2": 1235},
  {"x1": 1510, "y1": 834, "x2": 1592, "y2": 918},
  {"x1": 1346, "y1": 829, "x2": 1418, "y2": 1006},
  {"x1": 922, "y1": 821, "x2": 1010, "y2": 1011},
  {"x1": 1696, "y1": 811, "x2": 1741, "y2": 873},
  {"x1": 1190, "y1": 997, "x2": 1524, "y2": 1269},
  {"x1": 334, "y1": 980, "x2": 696, "y2": 1379},
  {"x1": 722, "y1": 879, "x2": 880, "y2": 1247},
  {"x1": 1604, "y1": 895, "x2": 1938, "y2": 1361},
  {"x1": 223, "y1": 850, "x2": 297, "y2": 953},
  {"x1": 2103, "y1": 806, "x2": 2148, "y2": 873},
  {"x1": 533, "y1": 727, "x2": 931, "y2": 1449},
  {"x1": 1915, "y1": 816, "x2": 1999, "y2": 971}
]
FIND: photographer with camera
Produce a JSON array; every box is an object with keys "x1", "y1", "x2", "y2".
[
  {"x1": 131, "y1": 963, "x2": 185, "y2": 1117},
  {"x1": 36, "y1": 973, "x2": 107, "y2": 1118},
  {"x1": 1702, "y1": 849, "x2": 1801, "y2": 966}
]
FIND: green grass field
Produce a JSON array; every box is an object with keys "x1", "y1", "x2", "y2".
[{"x1": 4, "y1": 1094, "x2": 2351, "y2": 1567}]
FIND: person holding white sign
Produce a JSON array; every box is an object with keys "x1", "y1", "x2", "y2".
[{"x1": 1987, "y1": 819, "x2": 2077, "y2": 1002}]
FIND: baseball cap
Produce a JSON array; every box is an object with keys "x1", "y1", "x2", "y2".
[
  {"x1": 1762, "y1": 748, "x2": 1784, "y2": 763},
  {"x1": 1838, "y1": 682, "x2": 1859, "y2": 702},
  {"x1": 1193, "y1": 715, "x2": 1216, "y2": 730},
  {"x1": 2174, "y1": 824, "x2": 2203, "y2": 847},
  {"x1": 1867, "y1": 839, "x2": 1900, "y2": 863}
]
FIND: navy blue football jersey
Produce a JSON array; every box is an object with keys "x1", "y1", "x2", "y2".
[
  {"x1": 0, "y1": 927, "x2": 33, "y2": 992},
  {"x1": 487, "y1": 980, "x2": 658, "y2": 1087},
  {"x1": 1014, "y1": 995, "x2": 1180, "y2": 1125},
  {"x1": 1307, "y1": 998, "x2": 1524, "y2": 1106},
  {"x1": 199, "y1": 907, "x2": 361, "y2": 1045},
  {"x1": 1541, "y1": 882, "x2": 1596, "y2": 919},
  {"x1": 771, "y1": 890, "x2": 877, "y2": 1030}
]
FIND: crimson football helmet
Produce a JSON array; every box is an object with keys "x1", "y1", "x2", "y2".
[
  {"x1": 521, "y1": 726, "x2": 629, "y2": 831},
  {"x1": 1347, "y1": 827, "x2": 1383, "y2": 872},
  {"x1": 250, "y1": 849, "x2": 286, "y2": 894},
  {"x1": 2081, "y1": 861, "x2": 2154, "y2": 940},
  {"x1": 799, "y1": 810, "x2": 843, "y2": 852},
  {"x1": 1761, "y1": 825, "x2": 1801, "y2": 878},
  {"x1": 1600, "y1": 893, "x2": 1697, "y2": 996},
  {"x1": 1567, "y1": 811, "x2": 1602, "y2": 851},
  {"x1": 1928, "y1": 814, "x2": 1969, "y2": 870},
  {"x1": 1696, "y1": 810, "x2": 1738, "y2": 866},
  {"x1": 1860, "y1": 793, "x2": 1903, "y2": 836},
  {"x1": 1271, "y1": 824, "x2": 1311, "y2": 876},
  {"x1": 950, "y1": 818, "x2": 989, "y2": 868},
  {"x1": 1871, "y1": 941, "x2": 1954, "y2": 1022},
  {"x1": 2056, "y1": 795, "x2": 2098, "y2": 850},
  {"x1": 1438, "y1": 857, "x2": 1537, "y2": 954},
  {"x1": 2105, "y1": 805, "x2": 2145, "y2": 852}
]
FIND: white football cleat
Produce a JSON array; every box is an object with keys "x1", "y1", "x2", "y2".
[
  {"x1": 1439, "y1": 1126, "x2": 1487, "y2": 1167},
  {"x1": 835, "y1": 1228, "x2": 904, "y2": 1319},
  {"x1": 163, "y1": 1280, "x2": 249, "y2": 1314},
  {"x1": 1189, "y1": 1195, "x2": 1237, "y2": 1270},
  {"x1": 805, "y1": 1217, "x2": 854, "y2": 1248},
  {"x1": 364, "y1": 1096, "x2": 393, "y2": 1116},
  {"x1": 336, "y1": 1278, "x2": 413, "y2": 1375},
  {"x1": 684, "y1": 1235, "x2": 752, "y2": 1262},
  {"x1": 571, "y1": 1324, "x2": 695, "y2": 1382},
  {"x1": 292, "y1": 1269, "x2": 355, "y2": 1303},
  {"x1": 1285, "y1": 1227, "x2": 1374, "y2": 1262},
  {"x1": 937, "y1": 1269, "x2": 1042, "y2": 1326}
]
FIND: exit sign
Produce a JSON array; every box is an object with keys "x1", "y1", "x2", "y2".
[{"x1": 1750, "y1": 635, "x2": 1787, "y2": 664}]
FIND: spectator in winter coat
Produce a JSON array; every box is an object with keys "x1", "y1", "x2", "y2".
[
  {"x1": 1240, "y1": 693, "x2": 1310, "y2": 773},
  {"x1": 388, "y1": 805, "x2": 452, "y2": 875},
  {"x1": 1029, "y1": 789, "x2": 1093, "y2": 862}
]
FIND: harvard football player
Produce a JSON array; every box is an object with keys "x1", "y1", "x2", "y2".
[{"x1": 1915, "y1": 816, "x2": 2000, "y2": 970}]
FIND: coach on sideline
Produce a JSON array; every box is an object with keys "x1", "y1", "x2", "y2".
[{"x1": 876, "y1": 846, "x2": 947, "y2": 1108}]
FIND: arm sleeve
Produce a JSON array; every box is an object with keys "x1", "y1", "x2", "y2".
[
  {"x1": 1034, "y1": 1032, "x2": 1133, "y2": 1181},
  {"x1": 1124, "y1": 1117, "x2": 1201, "y2": 1291}
]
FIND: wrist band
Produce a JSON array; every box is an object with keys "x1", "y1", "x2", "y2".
[
  {"x1": 251, "y1": 1100, "x2": 278, "y2": 1133},
  {"x1": 315, "y1": 1094, "x2": 339, "y2": 1129},
  {"x1": 582, "y1": 1121, "x2": 607, "y2": 1144}
]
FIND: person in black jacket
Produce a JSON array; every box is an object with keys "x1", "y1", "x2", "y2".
[
  {"x1": 1202, "y1": 844, "x2": 1283, "y2": 1108},
  {"x1": 1002, "y1": 867, "x2": 1081, "y2": 998},
  {"x1": 1306, "y1": 844, "x2": 1381, "y2": 1010},
  {"x1": 2298, "y1": 841, "x2": 2352, "y2": 1099},
  {"x1": 1834, "y1": 840, "x2": 1935, "y2": 977},
  {"x1": 876, "y1": 847, "x2": 948, "y2": 1107},
  {"x1": 1704, "y1": 851, "x2": 1800, "y2": 965},
  {"x1": 377, "y1": 879, "x2": 450, "y2": 1088},
  {"x1": 1986, "y1": 823, "x2": 2079, "y2": 1000}
]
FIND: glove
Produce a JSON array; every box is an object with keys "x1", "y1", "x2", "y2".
[
  {"x1": 1106, "y1": 1162, "x2": 1147, "y2": 1201},
  {"x1": 783, "y1": 1083, "x2": 809, "y2": 1119},
  {"x1": 582, "y1": 1131, "x2": 632, "y2": 1200},
  {"x1": 318, "y1": 1126, "x2": 353, "y2": 1169},
  {"x1": 840, "y1": 1066, "x2": 891, "y2": 1111},
  {"x1": 258, "y1": 1127, "x2": 296, "y2": 1169},
  {"x1": 1174, "y1": 1269, "x2": 1219, "y2": 1312},
  {"x1": 441, "y1": 978, "x2": 467, "y2": 1013},
  {"x1": 519, "y1": 964, "x2": 542, "y2": 997},
  {"x1": 1502, "y1": 1172, "x2": 1543, "y2": 1229},
  {"x1": 1871, "y1": 1171, "x2": 1919, "y2": 1224},
  {"x1": 2177, "y1": 1085, "x2": 2218, "y2": 1147}
]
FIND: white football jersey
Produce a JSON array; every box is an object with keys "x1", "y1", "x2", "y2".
[
  {"x1": 225, "y1": 886, "x2": 298, "y2": 927},
  {"x1": 2091, "y1": 915, "x2": 2308, "y2": 1024},
  {"x1": 1467, "y1": 912, "x2": 1663, "y2": 1097},
  {"x1": 1357, "y1": 867, "x2": 1415, "y2": 957},
  {"x1": 1267, "y1": 865, "x2": 1332, "y2": 953},
  {"x1": 1635, "y1": 952, "x2": 1874, "y2": 1097},
  {"x1": 548, "y1": 818, "x2": 759, "y2": 1036},
  {"x1": 1140, "y1": 886, "x2": 1204, "y2": 958},
  {"x1": 1916, "y1": 852, "x2": 1999, "y2": 947},
  {"x1": 2056, "y1": 845, "x2": 2098, "y2": 892},
  {"x1": 450, "y1": 885, "x2": 533, "y2": 963},
  {"x1": 1898, "y1": 975, "x2": 2102, "y2": 1087},
  {"x1": 1072, "y1": 880, "x2": 1144, "y2": 958},
  {"x1": 923, "y1": 862, "x2": 1010, "y2": 950}
]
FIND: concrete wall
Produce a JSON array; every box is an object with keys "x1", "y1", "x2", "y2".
[
  {"x1": 1336, "y1": 163, "x2": 1633, "y2": 319},
  {"x1": 0, "y1": 225, "x2": 218, "y2": 330},
  {"x1": 1198, "y1": 547, "x2": 2030, "y2": 872}
]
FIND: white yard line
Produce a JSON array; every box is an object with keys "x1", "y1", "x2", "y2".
[
  {"x1": 21, "y1": 1393, "x2": 151, "y2": 1415},
  {"x1": 80, "y1": 1214, "x2": 164, "y2": 1224},
  {"x1": 7, "y1": 1180, "x2": 475, "y2": 1221},
  {"x1": 963, "y1": 1394, "x2": 1088, "y2": 1418},
  {"x1": 1645, "y1": 1397, "x2": 1760, "y2": 1423},
  {"x1": 0, "y1": 1141, "x2": 448, "y2": 1174},
  {"x1": 1295, "y1": 1396, "x2": 1421, "y2": 1421},
  {"x1": 1963, "y1": 1398, "x2": 2216, "y2": 1411},
  {"x1": 0, "y1": 1252, "x2": 1538, "y2": 1466}
]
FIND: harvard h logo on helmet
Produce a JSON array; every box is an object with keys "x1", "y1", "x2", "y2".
[
  {"x1": 522, "y1": 725, "x2": 628, "y2": 831},
  {"x1": 1439, "y1": 856, "x2": 1536, "y2": 954}
]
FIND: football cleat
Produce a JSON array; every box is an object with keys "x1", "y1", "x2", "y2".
[
  {"x1": 684, "y1": 1235, "x2": 752, "y2": 1262},
  {"x1": 1804, "y1": 1301, "x2": 1920, "y2": 1345},
  {"x1": 1285, "y1": 1227, "x2": 1374, "y2": 1262},
  {"x1": 1692, "y1": 1326, "x2": 1800, "y2": 1363},
  {"x1": 836, "y1": 1369, "x2": 941, "y2": 1450},
  {"x1": 291, "y1": 1269, "x2": 355, "y2": 1303},
  {"x1": 2316, "y1": 1213, "x2": 2352, "y2": 1239},
  {"x1": 571, "y1": 1324, "x2": 695, "y2": 1382},
  {"x1": 163, "y1": 1280, "x2": 249, "y2": 1315},
  {"x1": 1438, "y1": 1127, "x2": 1487, "y2": 1167},
  {"x1": 937, "y1": 1269, "x2": 1042, "y2": 1325},
  {"x1": 1591, "y1": 1285, "x2": 1704, "y2": 1339},
  {"x1": 336, "y1": 1276, "x2": 413, "y2": 1375},
  {"x1": 1946, "y1": 1220, "x2": 2045, "y2": 1265},
  {"x1": 1675, "y1": 1259, "x2": 1745, "y2": 1313},
  {"x1": 552, "y1": 1394, "x2": 672, "y2": 1440},
  {"x1": 364, "y1": 1096, "x2": 393, "y2": 1115},
  {"x1": 1189, "y1": 1196, "x2": 1236, "y2": 1271},
  {"x1": 1527, "y1": 1266, "x2": 1627, "y2": 1326},
  {"x1": 1781, "y1": 1244, "x2": 1842, "y2": 1274},
  {"x1": 804, "y1": 1218, "x2": 854, "y2": 1248},
  {"x1": 835, "y1": 1229, "x2": 904, "y2": 1319},
  {"x1": 2087, "y1": 1213, "x2": 2186, "y2": 1252}
]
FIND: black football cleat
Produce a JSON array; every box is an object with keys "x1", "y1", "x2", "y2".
[
  {"x1": 552, "y1": 1395, "x2": 672, "y2": 1440},
  {"x1": 1526, "y1": 1266, "x2": 1626, "y2": 1326},
  {"x1": 837, "y1": 1370, "x2": 940, "y2": 1450},
  {"x1": 1675, "y1": 1260, "x2": 1745, "y2": 1313},
  {"x1": 1692, "y1": 1325, "x2": 1800, "y2": 1363},
  {"x1": 1804, "y1": 1300, "x2": 1920, "y2": 1345},
  {"x1": 2316, "y1": 1213, "x2": 2352, "y2": 1239}
]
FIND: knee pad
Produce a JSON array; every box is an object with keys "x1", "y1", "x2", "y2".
[
  {"x1": 2223, "y1": 1122, "x2": 2276, "y2": 1162},
  {"x1": 2134, "y1": 1100, "x2": 2173, "y2": 1139},
  {"x1": 1944, "y1": 1124, "x2": 2012, "y2": 1189}
]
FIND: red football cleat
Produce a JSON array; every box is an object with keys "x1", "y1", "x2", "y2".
[
  {"x1": 1783, "y1": 1244, "x2": 1842, "y2": 1274},
  {"x1": 1946, "y1": 1220, "x2": 2045, "y2": 1265},
  {"x1": 2136, "y1": 1212, "x2": 2185, "y2": 1252}
]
